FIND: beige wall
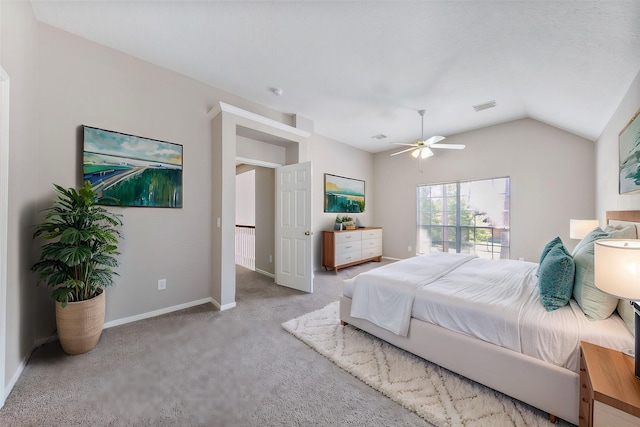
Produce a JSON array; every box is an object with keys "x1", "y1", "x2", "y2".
[
  {"x1": 596, "y1": 69, "x2": 640, "y2": 216},
  {"x1": 373, "y1": 118, "x2": 596, "y2": 262},
  {"x1": 310, "y1": 133, "x2": 374, "y2": 270}
]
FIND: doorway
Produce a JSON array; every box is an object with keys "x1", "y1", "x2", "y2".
[{"x1": 209, "y1": 102, "x2": 312, "y2": 310}]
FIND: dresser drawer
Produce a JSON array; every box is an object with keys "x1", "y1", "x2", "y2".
[
  {"x1": 362, "y1": 229, "x2": 382, "y2": 240},
  {"x1": 362, "y1": 246, "x2": 382, "y2": 259},
  {"x1": 594, "y1": 401, "x2": 639, "y2": 427},
  {"x1": 336, "y1": 240, "x2": 362, "y2": 255},
  {"x1": 362, "y1": 237, "x2": 382, "y2": 249},
  {"x1": 335, "y1": 231, "x2": 361, "y2": 244},
  {"x1": 335, "y1": 251, "x2": 362, "y2": 266}
]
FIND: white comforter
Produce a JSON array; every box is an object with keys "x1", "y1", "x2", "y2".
[
  {"x1": 349, "y1": 253, "x2": 476, "y2": 336},
  {"x1": 344, "y1": 253, "x2": 634, "y2": 371}
]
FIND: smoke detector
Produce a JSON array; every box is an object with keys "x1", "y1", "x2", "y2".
[{"x1": 270, "y1": 87, "x2": 283, "y2": 96}]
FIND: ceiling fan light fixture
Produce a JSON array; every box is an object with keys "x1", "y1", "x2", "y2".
[
  {"x1": 421, "y1": 148, "x2": 434, "y2": 159},
  {"x1": 411, "y1": 148, "x2": 421, "y2": 158}
]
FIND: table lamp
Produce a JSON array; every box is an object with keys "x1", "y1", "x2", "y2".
[
  {"x1": 569, "y1": 219, "x2": 599, "y2": 239},
  {"x1": 594, "y1": 239, "x2": 640, "y2": 379}
]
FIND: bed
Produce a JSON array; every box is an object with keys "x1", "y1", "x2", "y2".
[{"x1": 339, "y1": 211, "x2": 638, "y2": 425}]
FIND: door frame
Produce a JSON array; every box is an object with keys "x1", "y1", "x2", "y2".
[
  {"x1": 0, "y1": 66, "x2": 10, "y2": 408},
  {"x1": 208, "y1": 102, "x2": 311, "y2": 309}
]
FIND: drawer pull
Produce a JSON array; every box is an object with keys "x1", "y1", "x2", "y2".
[{"x1": 345, "y1": 246, "x2": 352, "y2": 249}]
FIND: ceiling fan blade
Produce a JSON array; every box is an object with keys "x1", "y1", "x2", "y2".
[
  {"x1": 392, "y1": 142, "x2": 416, "y2": 147},
  {"x1": 423, "y1": 135, "x2": 446, "y2": 145},
  {"x1": 430, "y1": 143, "x2": 466, "y2": 150},
  {"x1": 390, "y1": 147, "x2": 416, "y2": 156}
]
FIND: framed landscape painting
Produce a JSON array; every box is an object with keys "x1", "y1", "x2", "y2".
[
  {"x1": 83, "y1": 126, "x2": 183, "y2": 207},
  {"x1": 324, "y1": 173, "x2": 365, "y2": 213},
  {"x1": 619, "y1": 108, "x2": 640, "y2": 194}
]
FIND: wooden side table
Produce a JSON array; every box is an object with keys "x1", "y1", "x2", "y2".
[{"x1": 580, "y1": 341, "x2": 640, "y2": 427}]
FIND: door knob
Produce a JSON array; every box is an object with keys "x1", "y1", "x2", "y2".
[{"x1": 305, "y1": 231, "x2": 313, "y2": 236}]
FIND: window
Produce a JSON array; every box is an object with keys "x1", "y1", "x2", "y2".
[{"x1": 417, "y1": 177, "x2": 510, "y2": 259}]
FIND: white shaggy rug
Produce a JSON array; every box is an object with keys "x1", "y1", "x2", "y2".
[{"x1": 282, "y1": 302, "x2": 573, "y2": 427}]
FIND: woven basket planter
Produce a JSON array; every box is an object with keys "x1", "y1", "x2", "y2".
[{"x1": 55, "y1": 290, "x2": 105, "y2": 355}]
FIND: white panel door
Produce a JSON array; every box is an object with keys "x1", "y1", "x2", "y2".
[{"x1": 275, "y1": 162, "x2": 313, "y2": 292}]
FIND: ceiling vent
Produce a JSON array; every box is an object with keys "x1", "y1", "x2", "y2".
[
  {"x1": 371, "y1": 134, "x2": 387, "y2": 140},
  {"x1": 473, "y1": 100, "x2": 496, "y2": 112}
]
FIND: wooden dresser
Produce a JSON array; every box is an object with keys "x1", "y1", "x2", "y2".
[
  {"x1": 322, "y1": 227, "x2": 382, "y2": 273},
  {"x1": 579, "y1": 341, "x2": 640, "y2": 427}
]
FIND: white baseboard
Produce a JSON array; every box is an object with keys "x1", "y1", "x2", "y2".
[
  {"x1": 4, "y1": 334, "x2": 55, "y2": 405},
  {"x1": 255, "y1": 268, "x2": 275, "y2": 279},
  {"x1": 104, "y1": 297, "x2": 213, "y2": 329},
  {"x1": 5, "y1": 357, "x2": 25, "y2": 404},
  {"x1": 210, "y1": 299, "x2": 236, "y2": 311}
]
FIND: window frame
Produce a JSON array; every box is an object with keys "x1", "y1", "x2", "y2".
[{"x1": 416, "y1": 176, "x2": 510, "y2": 259}]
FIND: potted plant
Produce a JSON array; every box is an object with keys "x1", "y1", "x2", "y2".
[
  {"x1": 335, "y1": 215, "x2": 344, "y2": 230},
  {"x1": 341, "y1": 215, "x2": 355, "y2": 229},
  {"x1": 31, "y1": 181, "x2": 123, "y2": 355}
]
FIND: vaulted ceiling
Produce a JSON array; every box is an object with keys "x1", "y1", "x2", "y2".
[{"x1": 30, "y1": 1, "x2": 640, "y2": 153}]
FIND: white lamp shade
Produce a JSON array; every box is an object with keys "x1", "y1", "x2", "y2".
[
  {"x1": 594, "y1": 239, "x2": 640, "y2": 300},
  {"x1": 569, "y1": 219, "x2": 599, "y2": 239},
  {"x1": 411, "y1": 149, "x2": 420, "y2": 158}
]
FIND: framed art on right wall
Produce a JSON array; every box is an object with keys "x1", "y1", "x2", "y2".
[{"x1": 619, "y1": 108, "x2": 640, "y2": 194}]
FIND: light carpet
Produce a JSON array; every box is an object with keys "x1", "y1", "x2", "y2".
[{"x1": 283, "y1": 302, "x2": 573, "y2": 427}]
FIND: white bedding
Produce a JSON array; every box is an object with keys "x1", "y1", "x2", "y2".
[
  {"x1": 343, "y1": 253, "x2": 634, "y2": 372},
  {"x1": 349, "y1": 253, "x2": 476, "y2": 336}
]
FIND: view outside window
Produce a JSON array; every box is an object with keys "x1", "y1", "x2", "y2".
[{"x1": 417, "y1": 177, "x2": 510, "y2": 259}]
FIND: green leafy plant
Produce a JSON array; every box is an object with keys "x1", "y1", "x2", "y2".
[
  {"x1": 31, "y1": 181, "x2": 123, "y2": 307},
  {"x1": 335, "y1": 215, "x2": 353, "y2": 223}
]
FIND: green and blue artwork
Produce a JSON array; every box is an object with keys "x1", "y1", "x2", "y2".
[
  {"x1": 324, "y1": 173, "x2": 365, "y2": 213},
  {"x1": 619, "y1": 109, "x2": 640, "y2": 194},
  {"x1": 83, "y1": 126, "x2": 183, "y2": 207}
]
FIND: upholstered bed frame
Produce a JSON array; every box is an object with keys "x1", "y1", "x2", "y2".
[{"x1": 339, "y1": 210, "x2": 640, "y2": 425}]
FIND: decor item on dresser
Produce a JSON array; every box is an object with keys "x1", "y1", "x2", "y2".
[
  {"x1": 324, "y1": 173, "x2": 365, "y2": 213},
  {"x1": 339, "y1": 210, "x2": 640, "y2": 425},
  {"x1": 83, "y1": 125, "x2": 183, "y2": 208},
  {"x1": 31, "y1": 182, "x2": 123, "y2": 355},
  {"x1": 322, "y1": 227, "x2": 382, "y2": 273},
  {"x1": 594, "y1": 238, "x2": 640, "y2": 378},
  {"x1": 619, "y1": 107, "x2": 640, "y2": 194}
]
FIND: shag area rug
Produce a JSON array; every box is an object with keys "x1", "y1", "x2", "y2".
[{"x1": 282, "y1": 302, "x2": 573, "y2": 427}]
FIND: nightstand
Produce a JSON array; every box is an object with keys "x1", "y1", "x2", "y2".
[{"x1": 580, "y1": 341, "x2": 640, "y2": 427}]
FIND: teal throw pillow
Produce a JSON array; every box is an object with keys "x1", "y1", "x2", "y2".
[
  {"x1": 539, "y1": 236, "x2": 562, "y2": 265},
  {"x1": 538, "y1": 240, "x2": 575, "y2": 311}
]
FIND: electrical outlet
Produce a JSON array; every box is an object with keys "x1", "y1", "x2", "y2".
[
  {"x1": 269, "y1": 255, "x2": 273, "y2": 263},
  {"x1": 158, "y1": 279, "x2": 166, "y2": 290},
  {"x1": 408, "y1": 246, "x2": 412, "y2": 252}
]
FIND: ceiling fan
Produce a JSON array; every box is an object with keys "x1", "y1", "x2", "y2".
[{"x1": 390, "y1": 110, "x2": 465, "y2": 159}]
